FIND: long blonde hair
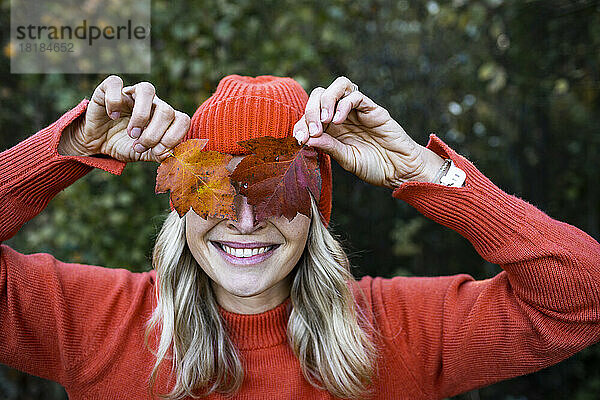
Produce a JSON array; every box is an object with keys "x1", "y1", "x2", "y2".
[{"x1": 145, "y1": 198, "x2": 378, "y2": 399}]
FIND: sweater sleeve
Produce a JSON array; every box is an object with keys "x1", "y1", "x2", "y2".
[
  {"x1": 0, "y1": 99, "x2": 126, "y2": 242},
  {"x1": 374, "y1": 134, "x2": 600, "y2": 398},
  {"x1": 0, "y1": 101, "x2": 137, "y2": 385}
]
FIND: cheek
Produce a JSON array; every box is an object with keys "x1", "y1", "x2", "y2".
[
  {"x1": 289, "y1": 214, "x2": 311, "y2": 241},
  {"x1": 185, "y1": 213, "x2": 219, "y2": 240},
  {"x1": 185, "y1": 229, "x2": 220, "y2": 284},
  {"x1": 185, "y1": 223, "x2": 203, "y2": 252},
  {"x1": 185, "y1": 215, "x2": 218, "y2": 265},
  {"x1": 277, "y1": 215, "x2": 311, "y2": 257}
]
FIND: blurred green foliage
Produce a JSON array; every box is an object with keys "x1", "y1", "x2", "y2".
[{"x1": 1, "y1": 0, "x2": 599, "y2": 399}]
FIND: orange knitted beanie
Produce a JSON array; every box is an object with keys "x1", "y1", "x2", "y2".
[{"x1": 180, "y1": 75, "x2": 332, "y2": 225}]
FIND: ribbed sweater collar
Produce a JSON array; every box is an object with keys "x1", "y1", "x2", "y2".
[{"x1": 217, "y1": 297, "x2": 292, "y2": 350}]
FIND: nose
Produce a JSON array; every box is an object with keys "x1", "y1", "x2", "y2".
[{"x1": 226, "y1": 195, "x2": 264, "y2": 234}]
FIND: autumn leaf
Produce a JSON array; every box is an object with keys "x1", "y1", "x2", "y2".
[
  {"x1": 231, "y1": 136, "x2": 321, "y2": 222},
  {"x1": 155, "y1": 139, "x2": 236, "y2": 219}
]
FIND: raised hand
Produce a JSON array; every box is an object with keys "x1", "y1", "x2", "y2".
[
  {"x1": 293, "y1": 77, "x2": 444, "y2": 187},
  {"x1": 59, "y1": 75, "x2": 190, "y2": 163}
]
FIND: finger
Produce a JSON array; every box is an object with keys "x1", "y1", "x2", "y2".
[
  {"x1": 332, "y1": 91, "x2": 376, "y2": 124},
  {"x1": 320, "y1": 76, "x2": 356, "y2": 124},
  {"x1": 133, "y1": 97, "x2": 175, "y2": 153},
  {"x1": 292, "y1": 117, "x2": 310, "y2": 145},
  {"x1": 304, "y1": 132, "x2": 352, "y2": 171},
  {"x1": 304, "y1": 87, "x2": 325, "y2": 139},
  {"x1": 121, "y1": 85, "x2": 135, "y2": 105},
  {"x1": 150, "y1": 111, "x2": 191, "y2": 161},
  {"x1": 102, "y1": 75, "x2": 127, "y2": 120},
  {"x1": 125, "y1": 81, "x2": 156, "y2": 139}
]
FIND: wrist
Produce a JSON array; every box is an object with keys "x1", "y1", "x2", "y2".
[
  {"x1": 414, "y1": 146, "x2": 467, "y2": 187},
  {"x1": 58, "y1": 116, "x2": 90, "y2": 156},
  {"x1": 412, "y1": 146, "x2": 445, "y2": 183}
]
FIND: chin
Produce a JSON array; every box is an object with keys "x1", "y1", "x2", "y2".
[{"x1": 219, "y1": 277, "x2": 268, "y2": 298}]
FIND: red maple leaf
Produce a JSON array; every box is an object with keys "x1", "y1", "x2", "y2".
[
  {"x1": 230, "y1": 136, "x2": 322, "y2": 221},
  {"x1": 155, "y1": 139, "x2": 236, "y2": 219}
]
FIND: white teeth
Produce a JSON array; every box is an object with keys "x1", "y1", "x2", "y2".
[{"x1": 219, "y1": 244, "x2": 273, "y2": 258}]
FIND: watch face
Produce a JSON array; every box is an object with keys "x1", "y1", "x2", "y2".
[{"x1": 440, "y1": 162, "x2": 466, "y2": 187}]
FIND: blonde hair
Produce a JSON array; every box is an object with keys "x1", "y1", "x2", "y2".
[{"x1": 145, "y1": 198, "x2": 378, "y2": 399}]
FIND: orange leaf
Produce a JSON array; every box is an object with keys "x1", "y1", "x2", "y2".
[
  {"x1": 155, "y1": 139, "x2": 236, "y2": 219},
  {"x1": 230, "y1": 136, "x2": 321, "y2": 222}
]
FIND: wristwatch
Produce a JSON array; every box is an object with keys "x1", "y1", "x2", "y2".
[{"x1": 435, "y1": 159, "x2": 466, "y2": 187}]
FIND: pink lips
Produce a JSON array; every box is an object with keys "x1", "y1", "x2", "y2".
[{"x1": 212, "y1": 241, "x2": 280, "y2": 265}]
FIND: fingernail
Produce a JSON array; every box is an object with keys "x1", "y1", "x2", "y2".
[
  {"x1": 297, "y1": 130, "x2": 307, "y2": 144},
  {"x1": 110, "y1": 111, "x2": 120, "y2": 120},
  {"x1": 131, "y1": 127, "x2": 141, "y2": 138},
  {"x1": 303, "y1": 131, "x2": 311, "y2": 144},
  {"x1": 309, "y1": 122, "x2": 319, "y2": 136},
  {"x1": 320, "y1": 108, "x2": 328, "y2": 121},
  {"x1": 134, "y1": 143, "x2": 146, "y2": 153},
  {"x1": 333, "y1": 110, "x2": 342, "y2": 122}
]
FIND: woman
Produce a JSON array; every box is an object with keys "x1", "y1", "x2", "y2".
[{"x1": 1, "y1": 74, "x2": 599, "y2": 400}]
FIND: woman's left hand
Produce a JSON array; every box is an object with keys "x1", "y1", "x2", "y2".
[{"x1": 293, "y1": 76, "x2": 444, "y2": 188}]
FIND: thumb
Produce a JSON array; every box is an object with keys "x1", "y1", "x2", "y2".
[{"x1": 305, "y1": 132, "x2": 352, "y2": 171}]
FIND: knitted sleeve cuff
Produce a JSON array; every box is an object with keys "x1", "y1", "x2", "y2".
[
  {"x1": 392, "y1": 134, "x2": 527, "y2": 258},
  {"x1": 0, "y1": 100, "x2": 127, "y2": 241},
  {"x1": 0, "y1": 99, "x2": 126, "y2": 192},
  {"x1": 47, "y1": 99, "x2": 126, "y2": 174}
]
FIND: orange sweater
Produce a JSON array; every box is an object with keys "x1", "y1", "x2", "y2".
[{"x1": 1, "y1": 100, "x2": 599, "y2": 400}]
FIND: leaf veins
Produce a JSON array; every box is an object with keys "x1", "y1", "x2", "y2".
[
  {"x1": 155, "y1": 139, "x2": 236, "y2": 219},
  {"x1": 230, "y1": 136, "x2": 322, "y2": 222}
]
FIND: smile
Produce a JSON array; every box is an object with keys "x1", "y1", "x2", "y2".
[{"x1": 211, "y1": 241, "x2": 280, "y2": 265}]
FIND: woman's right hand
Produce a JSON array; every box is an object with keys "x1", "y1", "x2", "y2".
[{"x1": 58, "y1": 75, "x2": 191, "y2": 163}]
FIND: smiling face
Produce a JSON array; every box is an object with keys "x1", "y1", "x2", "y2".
[{"x1": 185, "y1": 157, "x2": 311, "y2": 314}]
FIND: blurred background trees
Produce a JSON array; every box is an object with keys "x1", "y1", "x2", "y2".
[{"x1": 1, "y1": 0, "x2": 599, "y2": 398}]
